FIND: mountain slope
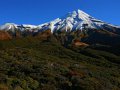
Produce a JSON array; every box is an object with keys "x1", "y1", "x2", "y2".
[
  {"x1": 0, "y1": 36, "x2": 120, "y2": 90},
  {"x1": 0, "y1": 9, "x2": 120, "y2": 47},
  {"x1": 39, "y1": 9, "x2": 111, "y2": 32},
  {"x1": 0, "y1": 9, "x2": 119, "y2": 33},
  {"x1": 0, "y1": 9, "x2": 120, "y2": 90}
]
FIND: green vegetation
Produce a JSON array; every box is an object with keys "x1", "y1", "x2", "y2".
[{"x1": 0, "y1": 36, "x2": 120, "y2": 90}]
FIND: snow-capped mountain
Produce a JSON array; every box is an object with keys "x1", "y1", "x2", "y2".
[
  {"x1": 39, "y1": 9, "x2": 120, "y2": 33},
  {"x1": 0, "y1": 9, "x2": 120, "y2": 46},
  {"x1": 39, "y1": 9, "x2": 105, "y2": 32},
  {"x1": 0, "y1": 9, "x2": 119, "y2": 33}
]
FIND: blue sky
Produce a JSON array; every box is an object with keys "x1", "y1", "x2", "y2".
[{"x1": 0, "y1": 0, "x2": 120, "y2": 25}]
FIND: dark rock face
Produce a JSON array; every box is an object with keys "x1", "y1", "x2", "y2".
[{"x1": 81, "y1": 29, "x2": 120, "y2": 47}]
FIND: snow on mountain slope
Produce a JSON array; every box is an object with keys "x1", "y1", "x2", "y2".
[
  {"x1": 38, "y1": 9, "x2": 118, "y2": 32},
  {"x1": 0, "y1": 23, "x2": 18, "y2": 31},
  {"x1": 0, "y1": 9, "x2": 119, "y2": 33},
  {"x1": 0, "y1": 23, "x2": 38, "y2": 32}
]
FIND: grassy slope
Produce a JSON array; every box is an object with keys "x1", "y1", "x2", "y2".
[{"x1": 0, "y1": 37, "x2": 120, "y2": 90}]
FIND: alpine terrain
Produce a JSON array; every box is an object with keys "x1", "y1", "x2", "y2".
[{"x1": 0, "y1": 10, "x2": 120, "y2": 90}]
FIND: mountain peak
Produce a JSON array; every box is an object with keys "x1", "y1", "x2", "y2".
[
  {"x1": 77, "y1": 9, "x2": 91, "y2": 17},
  {"x1": 0, "y1": 9, "x2": 119, "y2": 32},
  {"x1": 66, "y1": 9, "x2": 91, "y2": 19}
]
